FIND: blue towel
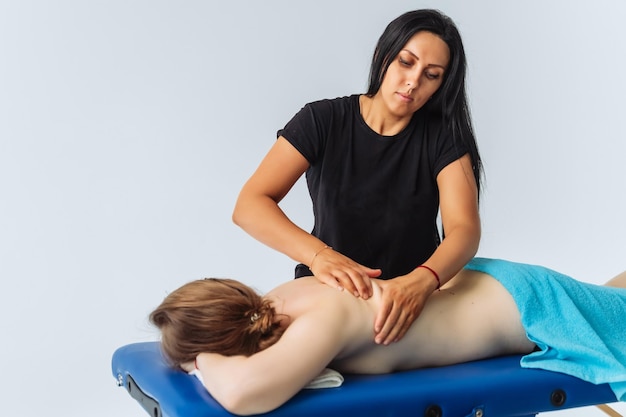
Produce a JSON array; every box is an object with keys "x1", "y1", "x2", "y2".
[{"x1": 465, "y1": 258, "x2": 626, "y2": 401}]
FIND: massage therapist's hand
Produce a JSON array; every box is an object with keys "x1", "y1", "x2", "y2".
[
  {"x1": 310, "y1": 247, "x2": 381, "y2": 299},
  {"x1": 374, "y1": 270, "x2": 439, "y2": 345}
]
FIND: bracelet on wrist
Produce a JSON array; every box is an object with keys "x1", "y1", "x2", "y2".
[
  {"x1": 417, "y1": 264, "x2": 441, "y2": 291},
  {"x1": 310, "y1": 245, "x2": 332, "y2": 269}
]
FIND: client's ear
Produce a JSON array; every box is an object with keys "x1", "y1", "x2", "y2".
[{"x1": 180, "y1": 360, "x2": 195, "y2": 373}]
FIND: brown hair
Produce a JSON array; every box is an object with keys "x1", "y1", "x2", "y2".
[{"x1": 149, "y1": 278, "x2": 285, "y2": 368}]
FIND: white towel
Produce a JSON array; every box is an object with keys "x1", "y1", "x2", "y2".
[
  {"x1": 302, "y1": 367, "x2": 344, "y2": 389},
  {"x1": 189, "y1": 367, "x2": 344, "y2": 389}
]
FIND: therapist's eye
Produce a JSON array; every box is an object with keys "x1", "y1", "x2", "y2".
[
  {"x1": 398, "y1": 56, "x2": 412, "y2": 67},
  {"x1": 425, "y1": 71, "x2": 441, "y2": 80}
]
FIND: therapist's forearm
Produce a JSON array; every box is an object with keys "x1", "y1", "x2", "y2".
[
  {"x1": 419, "y1": 222, "x2": 481, "y2": 286},
  {"x1": 232, "y1": 194, "x2": 324, "y2": 268}
]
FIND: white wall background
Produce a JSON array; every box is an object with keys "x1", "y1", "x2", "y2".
[{"x1": 1, "y1": 1, "x2": 624, "y2": 416}]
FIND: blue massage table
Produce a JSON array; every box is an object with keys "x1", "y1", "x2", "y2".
[{"x1": 112, "y1": 341, "x2": 618, "y2": 417}]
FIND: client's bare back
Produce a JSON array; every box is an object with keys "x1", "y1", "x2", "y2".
[
  {"x1": 332, "y1": 269, "x2": 535, "y2": 373},
  {"x1": 269, "y1": 269, "x2": 536, "y2": 375}
]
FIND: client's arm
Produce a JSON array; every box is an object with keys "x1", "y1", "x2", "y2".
[{"x1": 194, "y1": 307, "x2": 349, "y2": 415}]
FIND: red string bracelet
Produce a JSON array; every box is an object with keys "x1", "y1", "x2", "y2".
[{"x1": 418, "y1": 265, "x2": 441, "y2": 291}]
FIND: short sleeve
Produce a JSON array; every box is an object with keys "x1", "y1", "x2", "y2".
[
  {"x1": 429, "y1": 120, "x2": 469, "y2": 176},
  {"x1": 276, "y1": 100, "x2": 333, "y2": 165}
]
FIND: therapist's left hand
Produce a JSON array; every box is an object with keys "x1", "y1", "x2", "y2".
[{"x1": 373, "y1": 270, "x2": 438, "y2": 345}]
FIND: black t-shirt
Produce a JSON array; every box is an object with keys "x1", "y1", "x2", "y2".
[{"x1": 278, "y1": 95, "x2": 468, "y2": 279}]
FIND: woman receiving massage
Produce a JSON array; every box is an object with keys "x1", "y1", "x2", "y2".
[{"x1": 150, "y1": 258, "x2": 626, "y2": 416}]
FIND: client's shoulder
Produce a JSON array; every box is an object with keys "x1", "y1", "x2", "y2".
[{"x1": 268, "y1": 277, "x2": 354, "y2": 317}]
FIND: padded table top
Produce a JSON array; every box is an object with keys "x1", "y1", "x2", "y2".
[{"x1": 112, "y1": 341, "x2": 617, "y2": 417}]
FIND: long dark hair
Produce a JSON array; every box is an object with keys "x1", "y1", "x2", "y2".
[{"x1": 367, "y1": 9, "x2": 483, "y2": 193}]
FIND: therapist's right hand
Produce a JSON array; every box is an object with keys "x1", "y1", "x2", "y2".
[{"x1": 309, "y1": 247, "x2": 381, "y2": 299}]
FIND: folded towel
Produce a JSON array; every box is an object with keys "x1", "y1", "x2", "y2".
[
  {"x1": 302, "y1": 367, "x2": 344, "y2": 389},
  {"x1": 188, "y1": 369, "x2": 203, "y2": 382},
  {"x1": 465, "y1": 258, "x2": 626, "y2": 401},
  {"x1": 189, "y1": 367, "x2": 344, "y2": 390}
]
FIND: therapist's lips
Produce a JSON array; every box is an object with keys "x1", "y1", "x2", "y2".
[{"x1": 397, "y1": 92, "x2": 413, "y2": 102}]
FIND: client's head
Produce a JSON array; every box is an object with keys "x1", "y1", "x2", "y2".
[{"x1": 150, "y1": 278, "x2": 284, "y2": 368}]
